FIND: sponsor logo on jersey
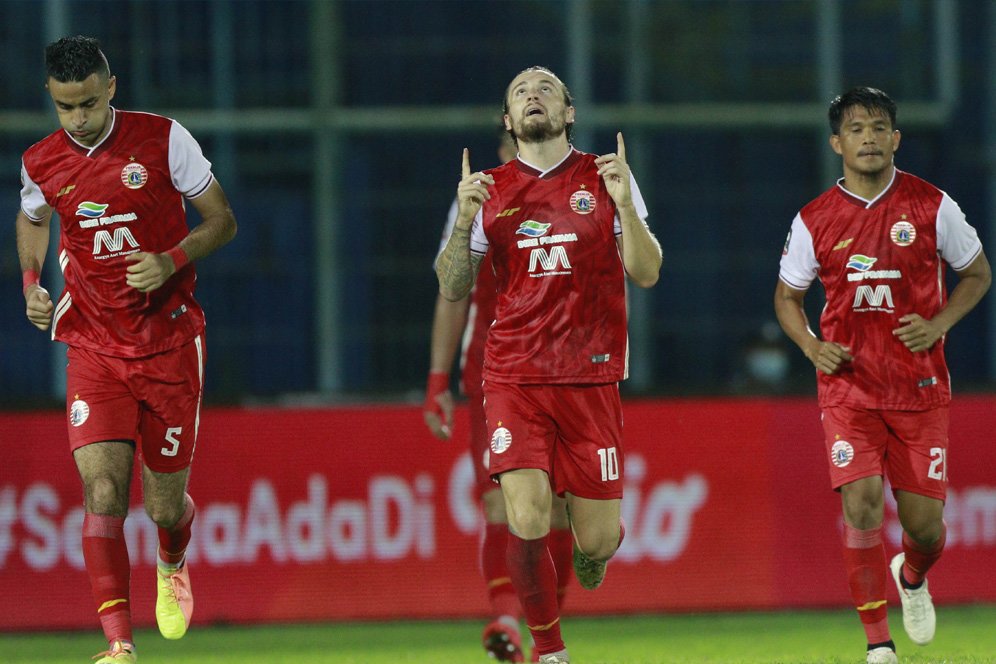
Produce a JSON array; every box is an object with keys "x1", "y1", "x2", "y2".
[
  {"x1": 121, "y1": 162, "x2": 149, "y2": 189},
  {"x1": 516, "y1": 220, "x2": 551, "y2": 237},
  {"x1": 569, "y1": 189, "x2": 596, "y2": 215},
  {"x1": 845, "y1": 254, "x2": 901, "y2": 281},
  {"x1": 890, "y1": 220, "x2": 916, "y2": 246},
  {"x1": 853, "y1": 284, "x2": 894, "y2": 312},
  {"x1": 56, "y1": 184, "x2": 76, "y2": 198},
  {"x1": 832, "y1": 237, "x2": 854, "y2": 251},
  {"x1": 70, "y1": 398, "x2": 90, "y2": 427},
  {"x1": 830, "y1": 440, "x2": 854, "y2": 468},
  {"x1": 76, "y1": 201, "x2": 109, "y2": 218},
  {"x1": 496, "y1": 207, "x2": 521, "y2": 218},
  {"x1": 490, "y1": 426, "x2": 512, "y2": 454}
]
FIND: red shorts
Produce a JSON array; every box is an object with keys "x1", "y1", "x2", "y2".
[
  {"x1": 465, "y1": 390, "x2": 497, "y2": 500},
  {"x1": 820, "y1": 405, "x2": 949, "y2": 501},
  {"x1": 65, "y1": 334, "x2": 206, "y2": 473},
  {"x1": 483, "y1": 381, "x2": 624, "y2": 500}
]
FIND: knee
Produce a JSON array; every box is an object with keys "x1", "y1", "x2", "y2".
[
  {"x1": 507, "y1": 503, "x2": 550, "y2": 540},
  {"x1": 904, "y1": 517, "x2": 944, "y2": 545},
  {"x1": 574, "y1": 524, "x2": 621, "y2": 562},
  {"x1": 84, "y1": 476, "x2": 129, "y2": 515},
  {"x1": 145, "y1": 499, "x2": 185, "y2": 528}
]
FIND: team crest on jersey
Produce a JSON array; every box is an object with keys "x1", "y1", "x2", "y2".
[
  {"x1": 490, "y1": 426, "x2": 512, "y2": 454},
  {"x1": 830, "y1": 440, "x2": 854, "y2": 468},
  {"x1": 890, "y1": 220, "x2": 916, "y2": 247},
  {"x1": 70, "y1": 399, "x2": 90, "y2": 427},
  {"x1": 121, "y1": 162, "x2": 148, "y2": 189},
  {"x1": 569, "y1": 189, "x2": 596, "y2": 215}
]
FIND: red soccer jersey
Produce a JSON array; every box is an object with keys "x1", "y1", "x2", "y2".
[
  {"x1": 469, "y1": 148, "x2": 649, "y2": 384},
  {"x1": 20, "y1": 109, "x2": 215, "y2": 358},
  {"x1": 779, "y1": 169, "x2": 983, "y2": 409}
]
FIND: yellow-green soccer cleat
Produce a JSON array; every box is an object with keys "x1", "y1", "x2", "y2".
[
  {"x1": 92, "y1": 640, "x2": 137, "y2": 663},
  {"x1": 156, "y1": 564, "x2": 193, "y2": 639},
  {"x1": 572, "y1": 542, "x2": 607, "y2": 590}
]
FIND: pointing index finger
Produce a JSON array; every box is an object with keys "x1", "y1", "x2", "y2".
[
  {"x1": 617, "y1": 132, "x2": 626, "y2": 161},
  {"x1": 462, "y1": 148, "x2": 471, "y2": 179}
]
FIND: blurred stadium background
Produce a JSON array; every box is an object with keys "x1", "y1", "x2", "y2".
[{"x1": 2, "y1": 0, "x2": 995, "y2": 660}]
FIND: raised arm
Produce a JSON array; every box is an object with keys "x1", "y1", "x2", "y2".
[{"x1": 437, "y1": 149, "x2": 492, "y2": 301}]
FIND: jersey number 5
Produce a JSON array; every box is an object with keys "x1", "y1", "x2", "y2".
[{"x1": 163, "y1": 427, "x2": 182, "y2": 457}]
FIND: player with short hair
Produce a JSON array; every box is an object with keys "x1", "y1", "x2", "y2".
[
  {"x1": 424, "y1": 133, "x2": 574, "y2": 663},
  {"x1": 16, "y1": 35, "x2": 237, "y2": 663},
  {"x1": 436, "y1": 66, "x2": 662, "y2": 664},
  {"x1": 775, "y1": 86, "x2": 991, "y2": 664}
]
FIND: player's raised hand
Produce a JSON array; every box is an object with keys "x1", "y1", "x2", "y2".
[
  {"x1": 24, "y1": 284, "x2": 54, "y2": 331},
  {"x1": 805, "y1": 339, "x2": 853, "y2": 375},
  {"x1": 125, "y1": 251, "x2": 175, "y2": 293},
  {"x1": 596, "y1": 132, "x2": 633, "y2": 208},
  {"x1": 893, "y1": 313, "x2": 944, "y2": 353},
  {"x1": 455, "y1": 148, "x2": 494, "y2": 228}
]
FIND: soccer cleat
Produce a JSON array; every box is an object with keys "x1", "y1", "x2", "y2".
[
  {"x1": 572, "y1": 542, "x2": 607, "y2": 590},
  {"x1": 482, "y1": 619, "x2": 524, "y2": 662},
  {"x1": 890, "y1": 553, "x2": 936, "y2": 645},
  {"x1": 92, "y1": 640, "x2": 137, "y2": 663},
  {"x1": 866, "y1": 646, "x2": 898, "y2": 663},
  {"x1": 156, "y1": 563, "x2": 193, "y2": 640},
  {"x1": 538, "y1": 650, "x2": 570, "y2": 663}
]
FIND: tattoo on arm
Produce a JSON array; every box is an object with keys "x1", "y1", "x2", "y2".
[{"x1": 436, "y1": 225, "x2": 482, "y2": 301}]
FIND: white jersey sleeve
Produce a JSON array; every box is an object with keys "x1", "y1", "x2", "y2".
[
  {"x1": 469, "y1": 208, "x2": 487, "y2": 255},
  {"x1": 169, "y1": 120, "x2": 215, "y2": 199},
  {"x1": 778, "y1": 213, "x2": 819, "y2": 290},
  {"x1": 936, "y1": 192, "x2": 983, "y2": 271},
  {"x1": 613, "y1": 172, "x2": 649, "y2": 235},
  {"x1": 19, "y1": 161, "x2": 50, "y2": 221}
]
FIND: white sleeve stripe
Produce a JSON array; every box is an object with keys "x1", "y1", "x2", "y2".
[
  {"x1": 184, "y1": 173, "x2": 215, "y2": 199},
  {"x1": 777, "y1": 273, "x2": 810, "y2": 291},
  {"x1": 950, "y1": 244, "x2": 982, "y2": 272}
]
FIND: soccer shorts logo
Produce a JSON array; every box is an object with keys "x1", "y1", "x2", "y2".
[
  {"x1": 830, "y1": 440, "x2": 854, "y2": 468},
  {"x1": 490, "y1": 427, "x2": 512, "y2": 454},
  {"x1": 70, "y1": 399, "x2": 90, "y2": 427}
]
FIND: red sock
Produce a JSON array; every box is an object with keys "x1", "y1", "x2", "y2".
[
  {"x1": 842, "y1": 524, "x2": 890, "y2": 644},
  {"x1": 902, "y1": 521, "x2": 946, "y2": 585},
  {"x1": 507, "y1": 534, "x2": 563, "y2": 656},
  {"x1": 82, "y1": 513, "x2": 133, "y2": 645},
  {"x1": 482, "y1": 523, "x2": 519, "y2": 619},
  {"x1": 548, "y1": 527, "x2": 573, "y2": 608},
  {"x1": 158, "y1": 494, "x2": 195, "y2": 567}
]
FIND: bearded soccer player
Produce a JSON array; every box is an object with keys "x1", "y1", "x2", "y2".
[
  {"x1": 775, "y1": 87, "x2": 990, "y2": 664},
  {"x1": 424, "y1": 133, "x2": 574, "y2": 663},
  {"x1": 435, "y1": 66, "x2": 662, "y2": 664},
  {"x1": 16, "y1": 36, "x2": 237, "y2": 662}
]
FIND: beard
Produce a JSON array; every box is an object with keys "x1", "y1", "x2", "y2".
[{"x1": 511, "y1": 113, "x2": 568, "y2": 144}]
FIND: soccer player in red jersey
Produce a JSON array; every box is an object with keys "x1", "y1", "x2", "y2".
[
  {"x1": 435, "y1": 66, "x2": 662, "y2": 664},
  {"x1": 775, "y1": 87, "x2": 991, "y2": 664},
  {"x1": 424, "y1": 133, "x2": 574, "y2": 663},
  {"x1": 15, "y1": 36, "x2": 237, "y2": 663}
]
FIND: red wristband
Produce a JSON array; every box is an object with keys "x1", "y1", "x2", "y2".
[
  {"x1": 424, "y1": 370, "x2": 451, "y2": 413},
  {"x1": 166, "y1": 246, "x2": 190, "y2": 271},
  {"x1": 22, "y1": 269, "x2": 40, "y2": 295}
]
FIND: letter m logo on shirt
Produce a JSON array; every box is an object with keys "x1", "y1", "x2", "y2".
[
  {"x1": 853, "y1": 284, "x2": 894, "y2": 311},
  {"x1": 93, "y1": 227, "x2": 139, "y2": 255},
  {"x1": 528, "y1": 245, "x2": 572, "y2": 273}
]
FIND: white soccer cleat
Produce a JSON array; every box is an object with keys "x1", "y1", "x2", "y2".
[
  {"x1": 890, "y1": 552, "x2": 936, "y2": 645},
  {"x1": 866, "y1": 646, "x2": 898, "y2": 663},
  {"x1": 538, "y1": 651, "x2": 570, "y2": 664}
]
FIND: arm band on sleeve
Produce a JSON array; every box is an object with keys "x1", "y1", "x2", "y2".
[
  {"x1": 22, "y1": 269, "x2": 40, "y2": 295},
  {"x1": 166, "y1": 246, "x2": 191, "y2": 271}
]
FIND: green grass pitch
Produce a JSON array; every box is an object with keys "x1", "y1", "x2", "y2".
[{"x1": 2, "y1": 606, "x2": 994, "y2": 663}]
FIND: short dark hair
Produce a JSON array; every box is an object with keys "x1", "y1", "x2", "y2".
[
  {"x1": 828, "y1": 87, "x2": 897, "y2": 134},
  {"x1": 45, "y1": 35, "x2": 110, "y2": 83},
  {"x1": 502, "y1": 65, "x2": 574, "y2": 144}
]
